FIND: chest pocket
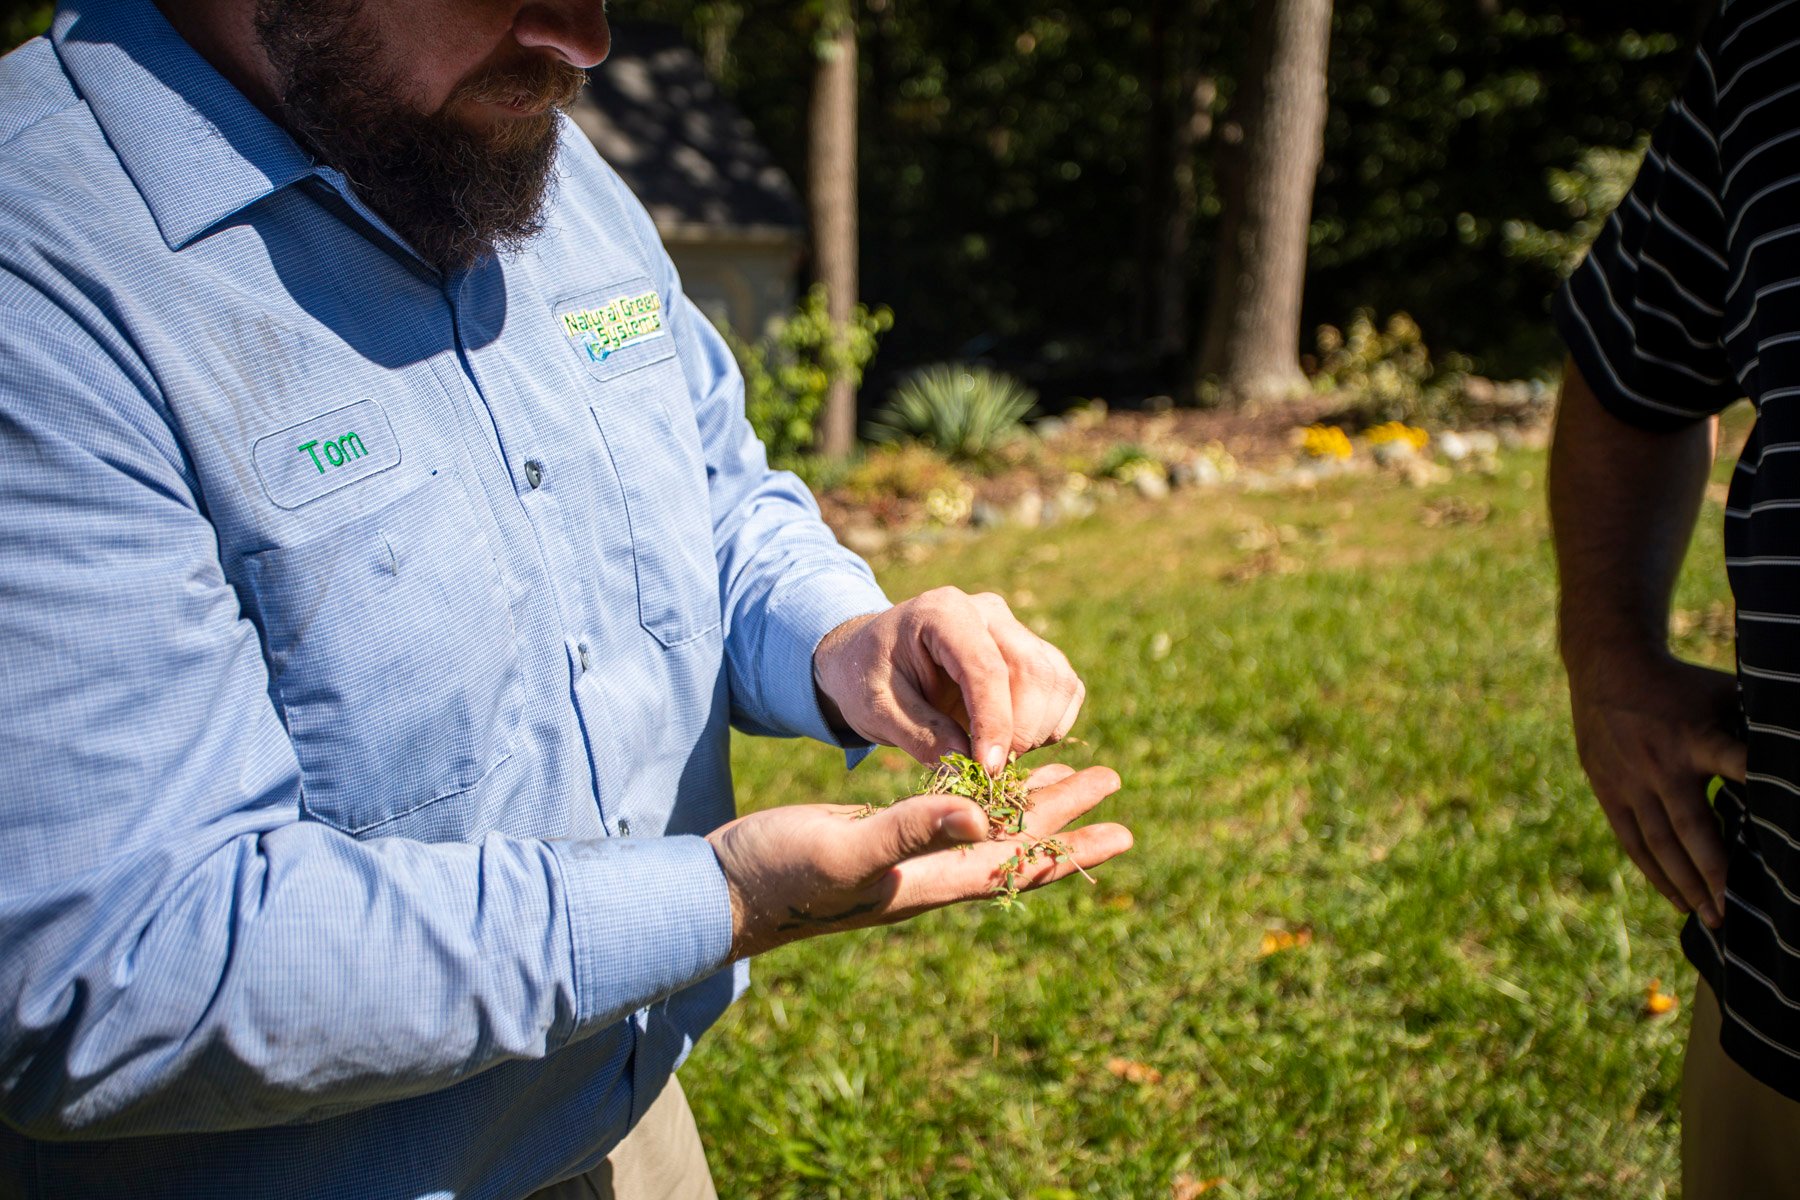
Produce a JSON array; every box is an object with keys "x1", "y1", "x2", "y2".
[
  {"x1": 244, "y1": 472, "x2": 523, "y2": 834},
  {"x1": 588, "y1": 352, "x2": 722, "y2": 649}
]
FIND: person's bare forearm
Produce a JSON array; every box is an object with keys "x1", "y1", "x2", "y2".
[
  {"x1": 1549, "y1": 357, "x2": 1718, "y2": 683},
  {"x1": 1550, "y1": 356, "x2": 1742, "y2": 925}
]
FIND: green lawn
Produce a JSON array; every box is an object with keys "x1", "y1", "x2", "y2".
[{"x1": 687, "y1": 437, "x2": 1739, "y2": 1199}]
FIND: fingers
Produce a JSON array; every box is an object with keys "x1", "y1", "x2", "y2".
[
  {"x1": 887, "y1": 819, "x2": 1134, "y2": 910},
  {"x1": 884, "y1": 676, "x2": 973, "y2": 766},
  {"x1": 1024, "y1": 763, "x2": 1077, "y2": 790},
  {"x1": 919, "y1": 597, "x2": 1015, "y2": 774},
  {"x1": 1689, "y1": 726, "x2": 1749, "y2": 784},
  {"x1": 1596, "y1": 795, "x2": 1684, "y2": 909},
  {"x1": 968, "y1": 592, "x2": 1084, "y2": 757},
  {"x1": 848, "y1": 794, "x2": 987, "y2": 887},
  {"x1": 1013, "y1": 823, "x2": 1136, "y2": 890},
  {"x1": 1657, "y1": 783, "x2": 1729, "y2": 921},
  {"x1": 1617, "y1": 782, "x2": 1725, "y2": 926},
  {"x1": 1019, "y1": 765, "x2": 1123, "y2": 836}
]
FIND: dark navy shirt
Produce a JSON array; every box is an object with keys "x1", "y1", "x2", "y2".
[{"x1": 1559, "y1": 0, "x2": 1800, "y2": 1102}]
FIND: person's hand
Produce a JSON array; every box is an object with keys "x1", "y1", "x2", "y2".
[
  {"x1": 814, "y1": 588, "x2": 1084, "y2": 774},
  {"x1": 705, "y1": 764, "x2": 1129, "y2": 959},
  {"x1": 1567, "y1": 648, "x2": 1746, "y2": 927}
]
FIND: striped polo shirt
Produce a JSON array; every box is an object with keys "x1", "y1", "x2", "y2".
[{"x1": 1557, "y1": 0, "x2": 1800, "y2": 1100}]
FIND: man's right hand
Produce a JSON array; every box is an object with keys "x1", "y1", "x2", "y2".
[
  {"x1": 704, "y1": 764, "x2": 1130, "y2": 959},
  {"x1": 1567, "y1": 648, "x2": 1746, "y2": 927}
]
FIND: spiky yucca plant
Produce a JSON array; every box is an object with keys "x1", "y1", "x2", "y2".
[{"x1": 865, "y1": 365, "x2": 1037, "y2": 466}]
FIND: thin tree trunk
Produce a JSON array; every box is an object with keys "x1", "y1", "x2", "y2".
[
  {"x1": 1197, "y1": 0, "x2": 1332, "y2": 406},
  {"x1": 1140, "y1": 0, "x2": 1213, "y2": 370},
  {"x1": 809, "y1": 1, "x2": 859, "y2": 459}
]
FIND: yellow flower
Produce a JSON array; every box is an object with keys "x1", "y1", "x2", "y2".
[
  {"x1": 1300, "y1": 424, "x2": 1353, "y2": 460},
  {"x1": 1365, "y1": 421, "x2": 1430, "y2": 450}
]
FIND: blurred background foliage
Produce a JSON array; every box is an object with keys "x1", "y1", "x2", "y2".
[
  {"x1": 629, "y1": 0, "x2": 1699, "y2": 389},
  {"x1": 1, "y1": 1, "x2": 1700, "y2": 389}
]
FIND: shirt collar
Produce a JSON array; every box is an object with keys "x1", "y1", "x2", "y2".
[{"x1": 52, "y1": 0, "x2": 318, "y2": 250}]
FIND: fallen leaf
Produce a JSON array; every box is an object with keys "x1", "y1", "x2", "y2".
[
  {"x1": 1106, "y1": 1057, "x2": 1163, "y2": 1085},
  {"x1": 1644, "y1": 979, "x2": 1680, "y2": 1018},
  {"x1": 1259, "y1": 927, "x2": 1314, "y2": 957},
  {"x1": 1419, "y1": 496, "x2": 1491, "y2": 527},
  {"x1": 1172, "y1": 1173, "x2": 1226, "y2": 1198}
]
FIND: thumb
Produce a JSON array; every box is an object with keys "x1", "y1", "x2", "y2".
[
  {"x1": 852, "y1": 796, "x2": 986, "y2": 883},
  {"x1": 1690, "y1": 725, "x2": 1749, "y2": 783}
]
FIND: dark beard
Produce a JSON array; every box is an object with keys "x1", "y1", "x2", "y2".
[{"x1": 254, "y1": 0, "x2": 587, "y2": 272}]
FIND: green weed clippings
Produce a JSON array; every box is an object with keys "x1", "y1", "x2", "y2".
[{"x1": 919, "y1": 752, "x2": 1082, "y2": 907}]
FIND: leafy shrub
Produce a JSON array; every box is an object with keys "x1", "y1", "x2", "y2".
[
  {"x1": 1312, "y1": 311, "x2": 1471, "y2": 427},
  {"x1": 840, "y1": 444, "x2": 974, "y2": 528},
  {"x1": 841, "y1": 443, "x2": 964, "y2": 505},
  {"x1": 1503, "y1": 136, "x2": 1648, "y2": 278},
  {"x1": 731, "y1": 285, "x2": 893, "y2": 469},
  {"x1": 865, "y1": 364, "x2": 1037, "y2": 467}
]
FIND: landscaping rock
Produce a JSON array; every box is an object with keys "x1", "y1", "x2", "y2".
[
  {"x1": 841, "y1": 525, "x2": 891, "y2": 558},
  {"x1": 1371, "y1": 439, "x2": 1418, "y2": 468},
  {"x1": 1401, "y1": 459, "x2": 1453, "y2": 488},
  {"x1": 1434, "y1": 431, "x2": 1471, "y2": 463},
  {"x1": 1462, "y1": 430, "x2": 1500, "y2": 457},
  {"x1": 1499, "y1": 425, "x2": 1551, "y2": 451},
  {"x1": 970, "y1": 500, "x2": 1008, "y2": 530},
  {"x1": 1131, "y1": 467, "x2": 1171, "y2": 500},
  {"x1": 1010, "y1": 489, "x2": 1046, "y2": 528}
]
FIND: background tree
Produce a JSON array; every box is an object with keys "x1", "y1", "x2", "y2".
[
  {"x1": 808, "y1": 0, "x2": 861, "y2": 459},
  {"x1": 1198, "y1": 0, "x2": 1333, "y2": 405}
]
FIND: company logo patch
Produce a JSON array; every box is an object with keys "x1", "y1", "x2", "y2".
[{"x1": 558, "y1": 289, "x2": 666, "y2": 364}]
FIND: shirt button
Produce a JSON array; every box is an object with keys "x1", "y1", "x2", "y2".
[
  {"x1": 617, "y1": 818, "x2": 632, "y2": 837},
  {"x1": 524, "y1": 459, "x2": 544, "y2": 489},
  {"x1": 578, "y1": 642, "x2": 591, "y2": 672}
]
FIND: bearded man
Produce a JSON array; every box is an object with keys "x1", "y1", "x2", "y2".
[{"x1": 0, "y1": 2, "x2": 1131, "y2": 1197}]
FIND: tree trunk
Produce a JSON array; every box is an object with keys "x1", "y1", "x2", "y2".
[
  {"x1": 809, "y1": 1, "x2": 860, "y2": 459},
  {"x1": 1139, "y1": 0, "x2": 1213, "y2": 370},
  {"x1": 1197, "y1": 0, "x2": 1332, "y2": 407}
]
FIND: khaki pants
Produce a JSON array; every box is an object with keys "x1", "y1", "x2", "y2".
[
  {"x1": 528, "y1": 1075, "x2": 718, "y2": 1200},
  {"x1": 1683, "y1": 978, "x2": 1800, "y2": 1199}
]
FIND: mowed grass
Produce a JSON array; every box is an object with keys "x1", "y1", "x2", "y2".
[{"x1": 687, "y1": 435, "x2": 1741, "y2": 1199}]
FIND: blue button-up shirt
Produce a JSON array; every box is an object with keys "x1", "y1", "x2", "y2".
[{"x1": 0, "y1": 4, "x2": 889, "y2": 1196}]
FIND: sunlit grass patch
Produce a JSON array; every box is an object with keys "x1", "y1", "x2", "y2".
[{"x1": 693, "y1": 444, "x2": 1731, "y2": 1198}]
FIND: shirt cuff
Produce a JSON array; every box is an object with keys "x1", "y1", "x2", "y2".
[
  {"x1": 551, "y1": 834, "x2": 735, "y2": 1031},
  {"x1": 760, "y1": 572, "x2": 891, "y2": 760}
]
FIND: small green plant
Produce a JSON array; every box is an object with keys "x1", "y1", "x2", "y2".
[
  {"x1": 1096, "y1": 443, "x2": 1160, "y2": 481},
  {"x1": 866, "y1": 364, "x2": 1037, "y2": 467},
  {"x1": 1312, "y1": 310, "x2": 1471, "y2": 427},
  {"x1": 865, "y1": 752, "x2": 1086, "y2": 907},
  {"x1": 1503, "y1": 136, "x2": 1648, "y2": 278},
  {"x1": 841, "y1": 443, "x2": 964, "y2": 505},
  {"x1": 731, "y1": 285, "x2": 893, "y2": 469}
]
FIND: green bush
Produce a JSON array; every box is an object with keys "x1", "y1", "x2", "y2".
[
  {"x1": 1312, "y1": 310, "x2": 1471, "y2": 428},
  {"x1": 731, "y1": 285, "x2": 893, "y2": 469},
  {"x1": 1503, "y1": 136, "x2": 1649, "y2": 279},
  {"x1": 865, "y1": 364, "x2": 1037, "y2": 467}
]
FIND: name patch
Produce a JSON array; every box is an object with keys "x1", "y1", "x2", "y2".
[
  {"x1": 253, "y1": 399, "x2": 401, "y2": 509},
  {"x1": 557, "y1": 288, "x2": 667, "y2": 364}
]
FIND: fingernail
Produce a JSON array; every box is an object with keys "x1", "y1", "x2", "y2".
[
  {"x1": 982, "y1": 745, "x2": 1004, "y2": 774},
  {"x1": 1703, "y1": 902, "x2": 1724, "y2": 928},
  {"x1": 939, "y1": 809, "x2": 983, "y2": 841}
]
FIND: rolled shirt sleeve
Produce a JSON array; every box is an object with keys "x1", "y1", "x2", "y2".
[
  {"x1": 0, "y1": 290, "x2": 731, "y2": 1138},
  {"x1": 1555, "y1": 29, "x2": 1742, "y2": 429}
]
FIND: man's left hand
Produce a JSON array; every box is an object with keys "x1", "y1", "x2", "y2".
[{"x1": 814, "y1": 588, "x2": 1084, "y2": 773}]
